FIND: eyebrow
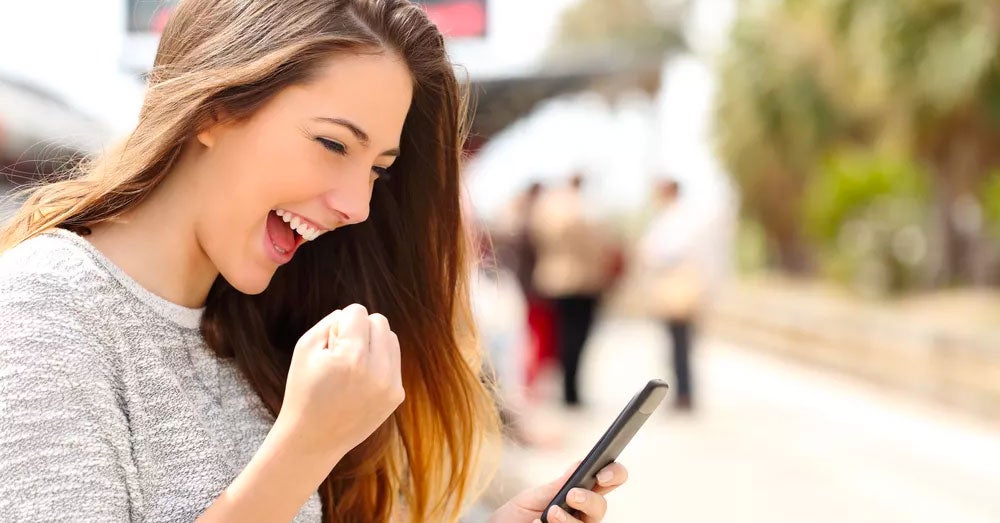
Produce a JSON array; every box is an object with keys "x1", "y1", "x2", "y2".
[{"x1": 313, "y1": 116, "x2": 401, "y2": 158}]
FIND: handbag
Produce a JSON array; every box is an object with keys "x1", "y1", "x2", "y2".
[{"x1": 649, "y1": 261, "x2": 705, "y2": 319}]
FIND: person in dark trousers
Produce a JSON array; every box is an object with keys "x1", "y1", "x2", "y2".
[
  {"x1": 667, "y1": 318, "x2": 694, "y2": 410},
  {"x1": 530, "y1": 174, "x2": 617, "y2": 407},
  {"x1": 639, "y1": 179, "x2": 705, "y2": 411},
  {"x1": 551, "y1": 293, "x2": 597, "y2": 406},
  {"x1": 506, "y1": 182, "x2": 559, "y2": 393}
]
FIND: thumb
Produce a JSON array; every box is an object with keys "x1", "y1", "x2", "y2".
[{"x1": 518, "y1": 461, "x2": 581, "y2": 509}]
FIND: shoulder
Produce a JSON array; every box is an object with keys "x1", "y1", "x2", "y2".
[
  {"x1": 0, "y1": 229, "x2": 117, "y2": 305},
  {"x1": 0, "y1": 229, "x2": 119, "y2": 360}
]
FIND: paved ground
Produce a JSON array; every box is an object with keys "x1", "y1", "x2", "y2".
[{"x1": 477, "y1": 317, "x2": 1000, "y2": 522}]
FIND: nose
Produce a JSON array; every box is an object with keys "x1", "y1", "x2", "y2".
[{"x1": 322, "y1": 169, "x2": 372, "y2": 226}]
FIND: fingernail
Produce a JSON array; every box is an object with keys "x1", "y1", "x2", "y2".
[
  {"x1": 549, "y1": 506, "x2": 566, "y2": 522},
  {"x1": 571, "y1": 488, "x2": 587, "y2": 503},
  {"x1": 597, "y1": 469, "x2": 613, "y2": 484}
]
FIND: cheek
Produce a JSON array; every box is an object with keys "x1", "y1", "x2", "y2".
[
  {"x1": 212, "y1": 129, "x2": 326, "y2": 211},
  {"x1": 253, "y1": 140, "x2": 330, "y2": 203}
]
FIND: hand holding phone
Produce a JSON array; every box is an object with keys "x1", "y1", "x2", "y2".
[{"x1": 540, "y1": 378, "x2": 669, "y2": 523}]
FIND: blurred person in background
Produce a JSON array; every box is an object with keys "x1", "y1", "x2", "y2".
[
  {"x1": 469, "y1": 220, "x2": 537, "y2": 446},
  {"x1": 0, "y1": 1, "x2": 629, "y2": 522},
  {"x1": 531, "y1": 173, "x2": 620, "y2": 407},
  {"x1": 501, "y1": 181, "x2": 559, "y2": 398},
  {"x1": 638, "y1": 178, "x2": 708, "y2": 411}
]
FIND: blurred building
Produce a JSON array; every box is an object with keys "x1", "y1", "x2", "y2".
[
  {"x1": 0, "y1": 76, "x2": 111, "y2": 220},
  {"x1": 0, "y1": 1, "x2": 141, "y2": 220}
]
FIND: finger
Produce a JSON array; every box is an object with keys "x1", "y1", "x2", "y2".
[
  {"x1": 321, "y1": 310, "x2": 354, "y2": 358},
  {"x1": 550, "y1": 460, "x2": 580, "y2": 488},
  {"x1": 545, "y1": 505, "x2": 583, "y2": 523},
  {"x1": 543, "y1": 461, "x2": 581, "y2": 497},
  {"x1": 386, "y1": 330, "x2": 404, "y2": 404},
  {"x1": 388, "y1": 330, "x2": 401, "y2": 367},
  {"x1": 387, "y1": 330, "x2": 401, "y2": 382},
  {"x1": 519, "y1": 461, "x2": 583, "y2": 509},
  {"x1": 297, "y1": 309, "x2": 341, "y2": 352},
  {"x1": 591, "y1": 462, "x2": 628, "y2": 496},
  {"x1": 564, "y1": 488, "x2": 607, "y2": 523},
  {"x1": 336, "y1": 304, "x2": 370, "y2": 359},
  {"x1": 367, "y1": 313, "x2": 392, "y2": 377},
  {"x1": 381, "y1": 324, "x2": 405, "y2": 405}
]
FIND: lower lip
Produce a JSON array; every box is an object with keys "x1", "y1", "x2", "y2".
[{"x1": 262, "y1": 220, "x2": 300, "y2": 265}]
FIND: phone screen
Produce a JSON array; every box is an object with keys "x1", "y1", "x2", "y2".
[{"x1": 540, "y1": 378, "x2": 669, "y2": 522}]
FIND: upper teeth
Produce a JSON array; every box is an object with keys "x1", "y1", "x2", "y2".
[{"x1": 275, "y1": 209, "x2": 324, "y2": 241}]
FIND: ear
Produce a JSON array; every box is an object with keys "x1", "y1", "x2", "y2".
[{"x1": 195, "y1": 108, "x2": 229, "y2": 149}]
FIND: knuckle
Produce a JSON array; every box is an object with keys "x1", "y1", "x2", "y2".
[
  {"x1": 319, "y1": 309, "x2": 342, "y2": 328},
  {"x1": 331, "y1": 339, "x2": 363, "y2": 360},
  {"x1": 369, "y1": 313, "x2": 389, "y2": 327},
  {"x1": 345, "y1": 303, "x2": 368, "y2": 317},
  {"x1": 595, "y1": 492, "x2": 608, "y2": 512}
]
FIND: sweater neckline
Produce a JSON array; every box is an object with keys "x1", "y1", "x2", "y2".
[{"x1": 43, "y1": 228, "x2": 206, "y2": 330}]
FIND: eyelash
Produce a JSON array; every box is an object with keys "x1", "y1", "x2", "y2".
[{"x1": 316, "y1": 137, "x2": 393, "y2": 181}]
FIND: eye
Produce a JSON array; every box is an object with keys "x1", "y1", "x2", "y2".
[
  {"x1": 316, "y1": 137, "x2": 346, "y2": 155},
  {"x1": 317, "y1": 136, "x2": 393, "y2": 181}
]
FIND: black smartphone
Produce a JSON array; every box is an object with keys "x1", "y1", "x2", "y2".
[{"x1": 540, "y1": 378, "x2": 669, "y2": 523}]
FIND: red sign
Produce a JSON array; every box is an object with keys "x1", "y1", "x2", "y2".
[
  {"x1": 419, "y1": 1, "x2": 487, "y2": 38},
  {"x1": 128, "y1": 0, "x2": 178, "y2": 33},
  {"x1": 131, "y1": 1, "x2": 486, "y2": 38}
]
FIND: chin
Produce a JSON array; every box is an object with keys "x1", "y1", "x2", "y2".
[{"x1": 223, "y1": 267, "x2": 276, "y2": 295}]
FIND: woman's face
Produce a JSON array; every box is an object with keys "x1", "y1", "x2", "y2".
[{"x1": 191, "y1": 51, "x2": 413, "y2": 294}]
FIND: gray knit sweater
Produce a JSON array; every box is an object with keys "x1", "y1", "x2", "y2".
[{"x1": 0, "y1": 228, "x2": 323, "y2": 522}]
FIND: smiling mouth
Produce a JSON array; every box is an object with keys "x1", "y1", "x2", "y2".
[
  {"x1": 264, "y1": 208, "x2": 335, "y2": 261},
  {"x1": 275, "y1": 208, "x2": 329, "y2": 241},
  {"x1": 265, "y1": 210, "x2": 305, "y2": 256}
]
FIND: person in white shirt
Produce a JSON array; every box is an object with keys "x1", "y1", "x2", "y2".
[{"x1": 639, "y1": 179, "x2": 708, "y2": 411}]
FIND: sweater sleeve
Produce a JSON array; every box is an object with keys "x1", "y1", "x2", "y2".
[{"x1": 0, "y1": 290, "x2": 133, "y2": 522}]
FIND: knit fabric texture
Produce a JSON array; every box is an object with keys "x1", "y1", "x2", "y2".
[{"x1": 0, "y1": 228, "x2": 322, "y2": 522}]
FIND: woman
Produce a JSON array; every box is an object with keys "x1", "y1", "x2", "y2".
[{"x1": 0, "y1": 1, "x2": 626, "y2": 522}]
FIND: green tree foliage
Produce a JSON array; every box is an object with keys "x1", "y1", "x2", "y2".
[
  {"x1": 715, "y1": 1, "x2": 846, "y2": 272},
  {"x1": 805, "y1": 150, "x2": 930, "y2": 293},
  {"x1": 983, "y1": 171, "x2": 1000, "y2": 235},
  {"x1": 715, "y1": 0, "x2": 1000, "y2": 286},
  {"x1": 550, "y1": 0, "x2": 687, "y2": 59}
]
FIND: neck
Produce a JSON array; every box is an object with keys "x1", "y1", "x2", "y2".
[{"x1": 84, "y1": 164, "x2": 218, "y2": 309}]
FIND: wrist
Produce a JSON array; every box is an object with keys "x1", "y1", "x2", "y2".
[
  {"x1": 269, "y1": 415, "x2": 348, "y2": 469},
  {"x1": 197, "y1": 418, "x2": 344, "y2": 522}
]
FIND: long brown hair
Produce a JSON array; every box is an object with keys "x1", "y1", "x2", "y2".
[{"x1": 0, "y1": 1, "x2": 501, "y2": 521}]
